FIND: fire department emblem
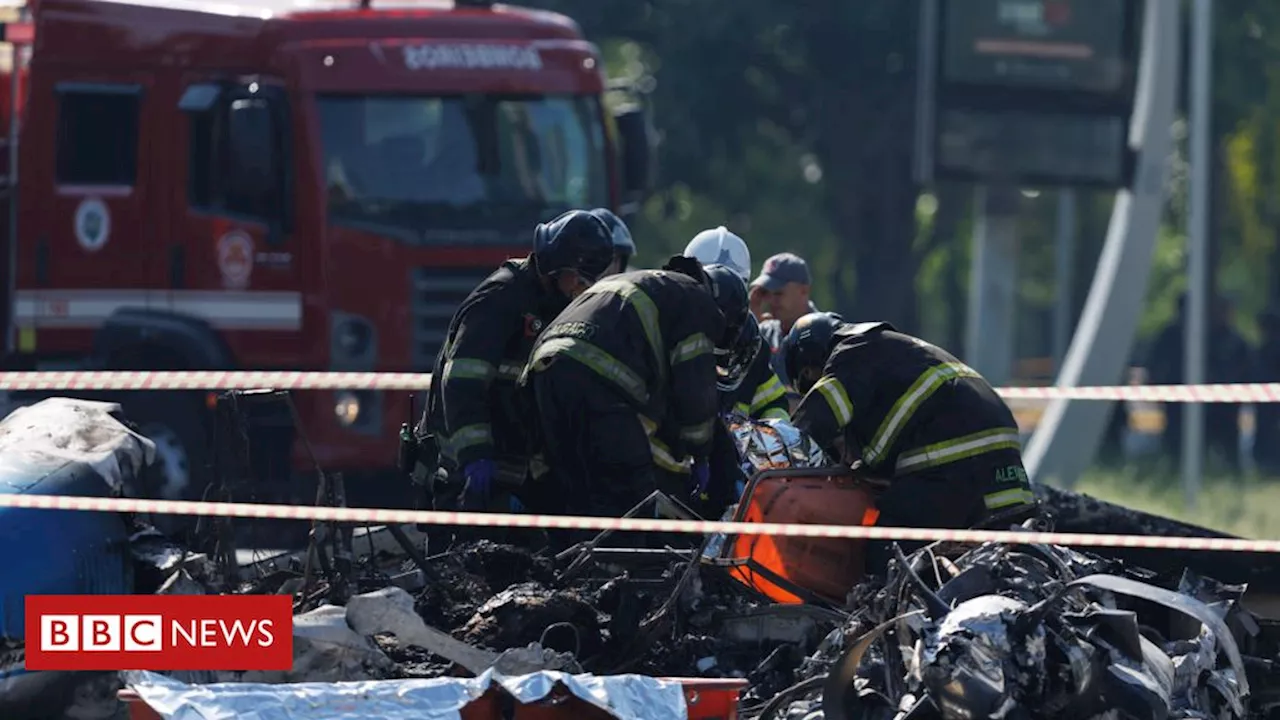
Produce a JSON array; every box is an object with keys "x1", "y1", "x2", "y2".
[
  {"x1": 216, "y1": 230, "x2": 255, "y2": 290},
  {"x1": 74, "y1": 198, "x2": 110, "y2": 253}
]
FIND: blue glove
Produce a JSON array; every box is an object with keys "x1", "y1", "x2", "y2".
[
  {"x1": 691, "y1": 458, "x2": 711, "y2": 502},
  {"x1": 461, "y1": 459, "x2": 496, "y2": 510}
]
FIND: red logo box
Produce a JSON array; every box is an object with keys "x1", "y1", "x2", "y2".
[{"x1": 24, "y1": 594, "x2": 293, "y2": 671}]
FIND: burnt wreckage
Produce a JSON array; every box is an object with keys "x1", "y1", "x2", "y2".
[
  {"x1": 216, "y1": 398, "x2": 1280, "y2": 720},
  {"x1": 6, "y1": 392, "x2": 1280, "y2": 720},
  {"x1": 713, "y1": 417, "x2": 1280, "y2": 720}
]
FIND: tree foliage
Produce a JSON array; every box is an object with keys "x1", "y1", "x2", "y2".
[
  {"x1": 1216, "y1": 3, "x2": 1280, "y2": 340},
  {"x1": 530, "y1": 0, "x2": 1280, "y2": 359},
  {"x1": 535, "y1": 0, "x2": 924, "y2": 328}
]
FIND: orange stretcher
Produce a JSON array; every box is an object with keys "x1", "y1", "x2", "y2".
[{"x1": 709, "y1": 467, "x2": 883, "y2": 606}]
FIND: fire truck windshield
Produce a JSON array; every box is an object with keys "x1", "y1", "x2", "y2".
[{"x1": 317, "y1": 93, "x2": 610, "y2": 237}]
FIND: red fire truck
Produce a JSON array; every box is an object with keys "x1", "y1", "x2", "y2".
[{"x1": 0, "y1": 0, "x2": 652, "y2": 502}]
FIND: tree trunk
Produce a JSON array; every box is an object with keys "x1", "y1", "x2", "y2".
[
  {"x1": 812, "y1": 58, "x2": 920, "y2": 328},
  {"x1": 851, "y1": 147, "x2": 922, "y2": 331},
  {"x1": 817, "y1": 133, "x2": 920, "y2": 328},
  {"x1": 799, "y1": 0, "x2": 922, "y2": 329}
]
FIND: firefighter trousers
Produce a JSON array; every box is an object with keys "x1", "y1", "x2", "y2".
[
  {"x1": 532, "y1": 358, "x2": 715, "y2": 553},
  {"x1": 531, "y1": 358, "x2": 665, "y2": 519},
  {"x1": 865, "y1": 449, "x2": 1038, "y2": 574}
]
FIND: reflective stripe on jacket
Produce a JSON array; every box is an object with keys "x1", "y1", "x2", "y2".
[
  {"x1": 723, "y1": 337, "x2": 790, "y2": 421},
  {"x1": 425, "y1": 258, "x2": 567, "y2": 467},
  {"x1": 791, "y1": 323, "x2": 1023, "y2": 478},
  {"x1": 527, "y1": 269, "x2": 726, "y2": 460}
]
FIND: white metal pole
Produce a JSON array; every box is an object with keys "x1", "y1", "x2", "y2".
[
  {"x1": 1023, "y1": 0, "x2": 1180, "y2": 488},
  {"x1": 1183, "y1": 0, "x2": 1213, "y2": 511}
]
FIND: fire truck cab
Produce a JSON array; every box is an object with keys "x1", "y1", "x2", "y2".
[{"x1": 0, "y1": 0, "x2": 652, "y2": 503}]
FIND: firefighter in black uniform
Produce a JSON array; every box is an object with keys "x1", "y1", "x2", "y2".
[
  {"x1": 780, "y1": 312, "x2": 1039, "y2": 572},
  {"x1": 719, "y1": 318, "x2": 790, "y2": 421},
  {"x1": 702, "y1": 312, "x2": 789, "y2": 507},
  {"x1": 682, "y1": 246, "x2": 789, "y2": 507},
  {"x1": 418, "y1": 209, "x2": 616, "y2": 515},
  {"x1": 682, "y1": 232, "x2": 789, "y2": 422},
  {"x1": 524, "y1": 257, "x2": 754, "y2": 519}
]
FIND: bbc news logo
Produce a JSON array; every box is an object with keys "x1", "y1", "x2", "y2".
[
  {"x1": 41, "y1": 614, "x2": 275, "y2": 652},
  {"x1": 24, "y1": 594, "x2": 293, "y2": 671}
]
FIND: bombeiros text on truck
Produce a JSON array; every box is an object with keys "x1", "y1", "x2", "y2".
[{"x1": 0, "y1": 0, "x2": 655, "y2": 508}]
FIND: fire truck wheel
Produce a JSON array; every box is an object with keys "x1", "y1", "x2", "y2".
[{"x1": 122, "y1": 392, "x2": 213, "y2": 504}]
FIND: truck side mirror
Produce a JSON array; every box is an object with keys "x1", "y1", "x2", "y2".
[
  {"x1": 226, "y1": 97, "x2": 280, "y2": 221},
  {"x1": 613, "y1": 105, "x2": 655, "y2": 199}
]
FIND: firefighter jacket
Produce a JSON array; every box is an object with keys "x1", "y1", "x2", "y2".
[
  {"x1": 722, "y1": 337, "x2": 790, "y2": 421},
  {"x1": 526, "y1": 269, "x2": 726, "y2": 469},
  {"x1": 425, "y1": 257, "x2": 567, "y2": 469},
  {"x1": 791, "y1": 322, "x2": 1026, "y2": 499},
  {"x1": 760, "y1": 318, "x2": 786, "y2": 383}
]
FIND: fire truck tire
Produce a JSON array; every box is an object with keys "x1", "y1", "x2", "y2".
[{"x1": 118, "y1": 391, "x2": 213, "y2": 506}]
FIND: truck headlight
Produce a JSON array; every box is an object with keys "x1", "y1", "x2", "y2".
[{"x1": 334, "y1": 391, "x2": 361, "y2": 426}]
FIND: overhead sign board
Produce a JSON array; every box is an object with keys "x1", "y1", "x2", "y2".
[
  {"x1": 935, "y1": 108, "x2": 1129, "y2": 187},
  {"x1": 941, "y1": 0, "x2": 1130, "y2": 95},
  {"x1": 915, "y1": 0, "x2": 1140, "y2": 189}
]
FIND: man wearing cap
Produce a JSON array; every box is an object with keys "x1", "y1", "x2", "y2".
[{"x1": 752, "y1": 252, "x2": 819, "y2": 389}]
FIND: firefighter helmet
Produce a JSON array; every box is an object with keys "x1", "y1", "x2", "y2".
[
  {"x1": 684, "y1": 226, "x2": 751, "y2": 281},
  {"x1": 589, "y1": 208, "x2": 636, "y2": 260},
  {"x1": 532, "y1": 209, "x2": 616, "y2": 283},
  {"x1": 782, "y1": 311, "x2": 845, "y2": 395},
  {"x1": 704, "y1": 263, "x2": 751, "y2": 352}
]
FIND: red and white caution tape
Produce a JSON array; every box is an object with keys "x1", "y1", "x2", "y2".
[
  {"x1": 0, "y1": 371, "x2": 427, "y2": 392},
  {"x1": 0, "y1": 493, "x2": 1277, "y2": 553},
  {"x1": 0, "y1": 370, "x2": 1277, "y2": 403},
  {"x1": 995, "y1": 383, "x2": 1280, "y2": 402}
]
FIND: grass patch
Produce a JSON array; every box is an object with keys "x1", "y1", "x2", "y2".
[{"x1": 1074, "y1": 466, "x2": 1280, "y2": 539}]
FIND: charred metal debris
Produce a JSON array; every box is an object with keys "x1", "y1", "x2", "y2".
[
  {"x1": 769, "y1": 540, "x2": 1280, "y2": 720},
  {"x1": 143, "y1": 519, "x2": 1280, "y2": 720},
  {"x1": 123, "y1": 393, "x2": 1280, "y2": 720}
]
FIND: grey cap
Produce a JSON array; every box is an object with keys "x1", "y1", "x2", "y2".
[{"x1": 751, "y1": 252, "x2": 811, "y2": 291}]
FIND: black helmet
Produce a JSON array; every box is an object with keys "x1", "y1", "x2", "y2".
[
  {"x1": 717, "y1": 312, "x2": 762, "y2": 393},
  {"x1": 532, "y1": 210, "x2": 616, "y2": 283},
  {"x1": 589, "y1": 208, "x2": 636, "y2": 257},
  {"x1": 703, "y1": 263, "x2": 750, "y2": 351},
  {"x1": 782, "y1": 311, "x2": 845, "y2": 395}
]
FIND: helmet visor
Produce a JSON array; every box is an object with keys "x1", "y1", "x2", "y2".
[
  {"x1": 575, "y1": 251, "x2": 614, "y2": 284},
  {"x1": 715, "y1": 315, "x2": 760, "y2": 393}
]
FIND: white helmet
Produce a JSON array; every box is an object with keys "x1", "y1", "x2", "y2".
[{"x1": 683, "y1": 226, "x2": 751, "y2": 281}]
